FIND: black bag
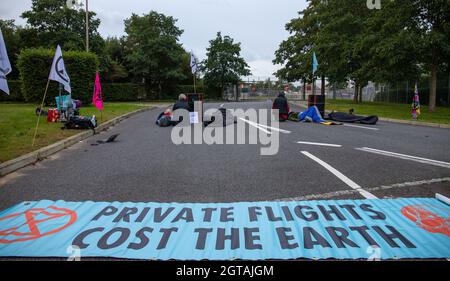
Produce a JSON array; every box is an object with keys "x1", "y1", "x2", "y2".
[
  {"x1": 328, "y1": 112, "x2": 378, "y2": 125},
  {"x1": 63, "y1": 116, "x2": 96, "y2": 130}
]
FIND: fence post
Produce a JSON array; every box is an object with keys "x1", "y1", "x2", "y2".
[
  {"x1": 448, "y1": 74, "x2": 450, "y2": 106},
  {"x1": 405, "y1": 81, "x2": 409, "y2": 104},
  {"x1": 396, "y1": 82, "x2": 399, "y2": 103},
  {"x1": 387, "y1": 85, "x2": 390, "y2": 103}
]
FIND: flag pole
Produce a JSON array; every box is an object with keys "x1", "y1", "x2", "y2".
[
  {"x1": 32, "y1": 79, "x2": 51, "y2": 146},
  {"x1": 193, "y1": 74, "x2": 197, "y2": 94}
]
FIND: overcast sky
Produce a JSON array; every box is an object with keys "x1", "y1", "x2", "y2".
[{"x1": 0, "y1": 0, "x2": 308, "y2": 80}]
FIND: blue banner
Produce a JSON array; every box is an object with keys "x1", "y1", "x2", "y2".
[{"x1": 0, "y1": 198, "x2": 449, "y2": 260}]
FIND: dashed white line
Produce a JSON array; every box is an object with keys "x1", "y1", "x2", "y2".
[
  {"x1": 297, "y1": 141, "x2": 342, "y2": 148},
  {"x1": 356, "y1": 147, "x2": 450, "y2": 169},
  {"x1": 343, "y1": 124, "x2": 380, "y2": 131},
  {"x1": 300, "y1": 151, "x2": 378, "y2": 199}
]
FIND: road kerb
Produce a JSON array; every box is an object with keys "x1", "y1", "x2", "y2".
[{"x1": 0, "y1": 107, "x2": 153, "y2": 177}]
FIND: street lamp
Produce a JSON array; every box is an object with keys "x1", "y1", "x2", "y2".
[
  {"x1": 85, "y1": 0, "x2": 89, "y2": 52},
  {"x1": 66, "y1": 0, "x2": 89, "y2": 52}
]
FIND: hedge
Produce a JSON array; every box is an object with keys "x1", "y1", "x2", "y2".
[
  {"x1": 101, "y1": 83, "x2": 147, "y2": 101},
  {"x1": 0, "y1": 80, "x2": 24, "y2": 102},
  {"x1": 17, "y1": 48, "x2": 99, "y2": 104}
]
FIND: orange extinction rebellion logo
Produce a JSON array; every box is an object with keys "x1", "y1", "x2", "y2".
[
  {"x1": 401, "y1": 204, "x2": 450, "y2": 237},
  {"x1": 0, "y1": 206, "x2": 77, "y2": 244}
]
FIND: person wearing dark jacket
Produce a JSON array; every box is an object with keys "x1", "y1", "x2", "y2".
[
  {"x1": 169, "y1": 94, "x2": 190, "y2": 125},
  {"x1": 272, "y1": 92, "x2": 290, "y2": 121},
  {"x1": 173, "y1": 94, "x2": 190, "y2": 112}
]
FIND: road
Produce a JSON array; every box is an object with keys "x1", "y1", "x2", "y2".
[{"x1": 1, "y1": 101, "x2": 449, "y2": 211}]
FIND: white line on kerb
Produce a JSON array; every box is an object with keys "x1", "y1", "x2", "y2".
[
  {"x1": 356, "y1": 147, "x2": 450, "y2": 169},
  {"x1": 301, "y1": 151, "x2": 378, "y2": 199},
  {"x1": 343, "y1": 124, "x2": 380, "y2": 131},
  {"x1": 274, "y1": 177, "x2": 450, "y2": 202},
  {"x1": 297, "y1": 141, "x2": 342, "y2": 147}
]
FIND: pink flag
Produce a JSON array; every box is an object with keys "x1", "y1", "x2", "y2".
[{"x1": 92, "y1": 72, "x2": 103, "y2": 110}]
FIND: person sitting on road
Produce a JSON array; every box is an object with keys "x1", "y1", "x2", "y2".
[
  {"x1": 173, "y1": 94, "x2": 190, "y2": 112},
  {"x1": 272, "y1": 91, "x2": 290, "y2": 122}
]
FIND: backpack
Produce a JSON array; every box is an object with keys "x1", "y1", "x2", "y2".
[{"x1": 157, "y1": 115, "x2": 172, "y2": 127}]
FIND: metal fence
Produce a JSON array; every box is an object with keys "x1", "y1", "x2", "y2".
[
  {"x1": 373, "y1": 79, "x2": 450, "y2": 106},
  {"x1": 223, "y1": 76, "x2": 450, "y2": 107}
]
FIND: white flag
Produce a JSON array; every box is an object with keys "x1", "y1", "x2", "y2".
[
  {"x1": 190, "y1": 52, "x2": 197, "y2": 74},
  {"x1": 0, "y1": 28, "x2": 12, "y2": 95},
  {"x1": 49, "y1": 45, "x2": 71, "y2": 93}
]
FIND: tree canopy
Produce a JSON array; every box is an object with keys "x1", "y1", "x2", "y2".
[
  {"x1": 123, "y1": 11, "x2": 187, "y2": 98},
  {"x1": 202, "y1": 32, "x2": 251, "y2": 97},
  {"x1": 21, "y1": 0, "x2": 104, "y2": 53},
  {"x1": 274, "y1": 0, "x2": 450, "y2": 110}
]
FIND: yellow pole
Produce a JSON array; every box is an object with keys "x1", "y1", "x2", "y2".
[{"x1": 32, "y1": 79, "x2": 51, "y2": 146}]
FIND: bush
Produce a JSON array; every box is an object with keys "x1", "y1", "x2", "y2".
[
  {"x1": 0, "y1": 80, "x2": 24, "y2": 102},
  {"x1": 17, "y1": 48, "x2": 99, "y2": 104},
  {"x1": 101, "y1": 83, "x2": 147, "y2": 101},
  {"x1": 175, "y1": 85, "x2": 205, "y2": 95}
]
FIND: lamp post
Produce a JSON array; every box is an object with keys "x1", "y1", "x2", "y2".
[
  {"x1": 66, "y1": 0, "x2": 89, "y2": 52},
  {"x1": 85, "y1": 0, "x2": 89, "y2": 52}
]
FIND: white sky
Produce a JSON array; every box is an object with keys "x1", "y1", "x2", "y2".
[{"x1": 0, "y1": 0, "x2": 308, "y2": 80}]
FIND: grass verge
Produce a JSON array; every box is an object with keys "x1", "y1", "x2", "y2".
[
  {"x1": 0, "y1": 102, "x2": 151, "y2": 163},
  {"x1": 325, "y1": 99, "x2": 450, "y2": 125}
]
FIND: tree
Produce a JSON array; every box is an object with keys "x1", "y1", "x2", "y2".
[
  {"x1": 412, "y1": 0, "x2": 450, "y2": 111},
  {"x1": 358, "y1": 1, "x2": 419, "y2": 85},
  {"x1": 100, "y1": 37, "x2": 128, "y2": 82},
  {"x1": 123, "y1": 11, "x2": 186, "y2": 99},
  {"x1": 21, "y1": 0, "x2": 104, "y2": 53},
  {"x1": 273, "y1": 0, "x2": 321, "y2": 99},
  {"x1": 276, "y1": 0, "x2": 450, "y2": 108},
  {"x1": 201, "y1": 32, "x2": 251, "y2": 98},
  {"x1": 274, "y1": 0, "x2": 372, "y2": 102}
]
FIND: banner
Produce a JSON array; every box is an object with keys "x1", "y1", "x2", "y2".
[
  {"x1": 312, "y1": 52, "x2": 318, "y2": 75},
  {"x1": 0, "y1": 28, "x2": 12, "y2": 95},
  {"x1": 190, "y1": 52, "x2": 198, "y2": 74},
  {"x1": 49, "y1": 45, "x2": 71, "y2": 93},
  {"x1": 0, "y1": 198, "x2": 448, "y2": 260},
  {"x1": 412, "y1": 82, "x2": 421, "y2": 119},
  {"x1": 92, "y1": 71, "x2": 103, "y2": 110}
]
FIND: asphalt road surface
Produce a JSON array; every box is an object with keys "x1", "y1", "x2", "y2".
[{"x1": 1, "y1": 101, "x2": 449, "y2": 211}]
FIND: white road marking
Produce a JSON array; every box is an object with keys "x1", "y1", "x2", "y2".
[
  {"x1": 435, "y1": 193, "x2": 450, "y2": 206},
  {"x1": 239, "y1": 118, "x2": 272, "y2": 134},
  {"x1": 356, "y1": 147, "x2": 450, "y2": 169},
  {"x1": 343, "y1": 124, "x2": 379, "y2": 131},
  {"x1": 250, "y1": 121, "x2": 291, "y2": 134},
  {"x1": 297, "y1": 141, "x2": 342, "y2": 148},
  {"x1": 274, "y1": 177, "x2": 450, "y2": 201},
  {"x1": 239, "y1": 118, "x2": 291, "y2": 134},
  {"x1": 301, "y1": 151, "x2": 378, "y2": 199}
]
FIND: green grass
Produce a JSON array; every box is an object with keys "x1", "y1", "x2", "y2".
[
  {"x1": 325, "y1": 99, "x2": 450, "y2": 125},
  {"x1": 0, "y1": 102, "x2": 152, "y2": 163}
]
